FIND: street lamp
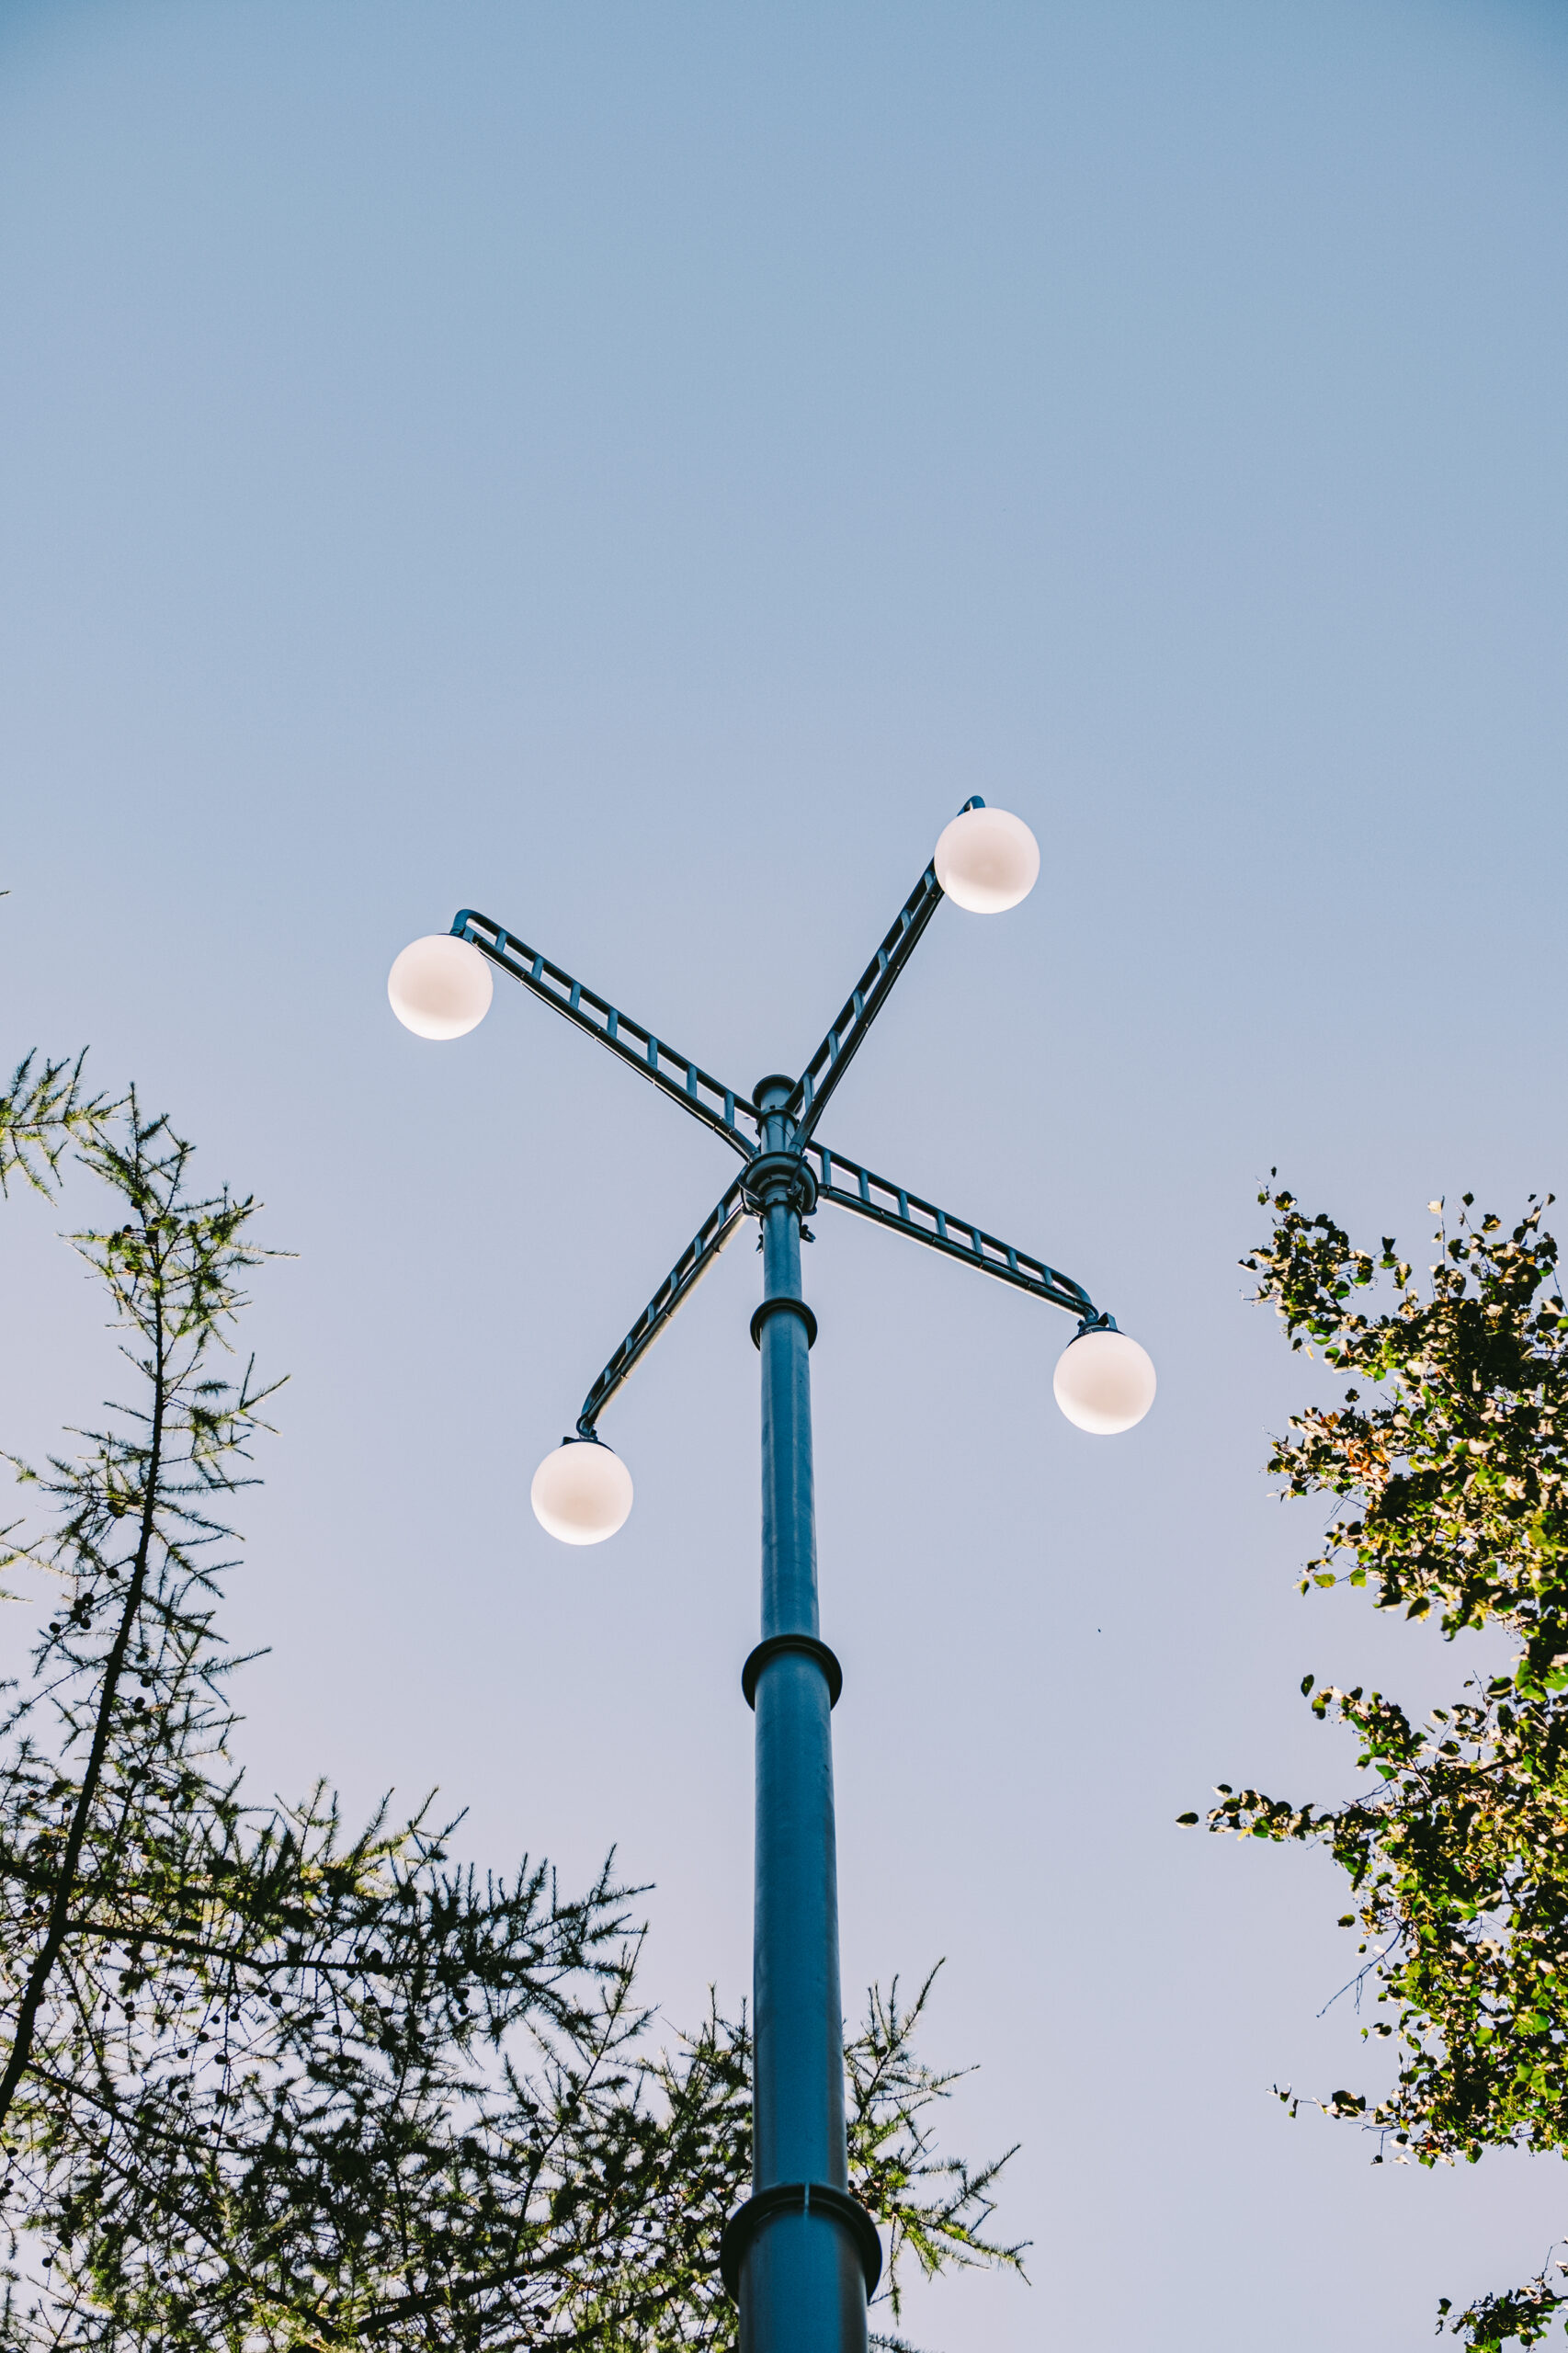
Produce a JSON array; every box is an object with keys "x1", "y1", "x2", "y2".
[
  {"x1": 529, "y1": 1433, "x2": 634, "y2": 1544},
  {"x1": 931, "y1": 801, "x2": 1040, "y2": 911},
  {"x1": 386, "y1": 797, "x2": 1153, "y2": 2353},
  {"x1": 386, "y1": 933, "x2": 493, "y2": 1038},
  {"x1": 1053, "y1": 1322, "x2": 1158, "y2": 1434}
]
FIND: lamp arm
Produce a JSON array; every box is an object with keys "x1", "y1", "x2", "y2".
[
  {"x1": 450, "y1": 910, "x2": 761, "y2": 1159},
  {"x1": 785, "y1": 859, "x2": 944, "y2": 1144},
  {"x1": 803, "y1": 1136, "x2": 1100, "y2": 1321},
  {"x1": 575, "y1": 1176, "x2": 752, "y2": 1434}
]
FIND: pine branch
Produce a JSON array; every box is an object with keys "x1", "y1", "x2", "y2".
[
  {"x1": 0, "y1": 1053, "x2": 112, "y2": 1199},
  {"x1": 0, "y1": 1076, "x2": 1022, "y2": 2353}
]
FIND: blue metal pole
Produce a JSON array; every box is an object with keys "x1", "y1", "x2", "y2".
[{"x1": 722, "y1": 1078, "x2": 877, "y2": 2352}]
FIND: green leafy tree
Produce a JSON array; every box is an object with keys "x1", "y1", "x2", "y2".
[
  {"x1": 1186, "y1": 1178, "x2": 1568, "y2": 2347},
  {"x1": 0, "y1": 1064, "x2": 1023, "y2": 2351}
]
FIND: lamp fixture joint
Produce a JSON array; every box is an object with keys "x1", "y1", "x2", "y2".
[{"x1": 741, "y1": 1150, "x2": 817, "y2": 1220}]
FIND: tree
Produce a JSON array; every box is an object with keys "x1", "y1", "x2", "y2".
[
  {"x1": 0, "y1": 1058, "x2": 1023, "y2": 2350},
  {"x1": 1185, "y1": 1177, "x2": 1568, "y2": 2348}
]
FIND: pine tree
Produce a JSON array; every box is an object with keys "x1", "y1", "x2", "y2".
[{"x1": 0, "y1": 1062, "x2": 1023, "y2": 2351}]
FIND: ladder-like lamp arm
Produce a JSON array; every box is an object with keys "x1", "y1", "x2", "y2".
[
  {"x1": 805, "y1": 1135, "x2": 1099, "y2": 1321},
  {"x1": 575, "y1": 1176, "x2": 752, "y2": 1435},
  {"x1": 786, "y1": 861, "x2": 943, "y2": 1145},
  {"x1": 451, "y1": 909, "x2": 762, "y2": 1160}
]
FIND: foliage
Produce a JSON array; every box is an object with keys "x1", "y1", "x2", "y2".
[
  {"x1": 0, "y1": 1053, "x2": 110, "y2": 1199},
  {"x1": 1184, "y1": 1179, "x2": 1568, "y2": 2347},
  {"x1": 552, "y1": 1968, "x2": 1023, "y2": 2353},
  {"x1": 0, "y1": 1066, "x2": 1022, "y2": 2350}
]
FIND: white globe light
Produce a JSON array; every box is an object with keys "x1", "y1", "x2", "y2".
[
  {"x1": 933, "y1": 806, "x2": 1040, "y2": 914},
  {"x1": 387, "y1": 935, "x2": 494, "y2": 1040},
  {"x1": 530, "y1": 1438, "x2": 634, "y2": 1545},
  {"x1": 1053, "y1": 1327, "x2": 1156, "y2": 1435}
]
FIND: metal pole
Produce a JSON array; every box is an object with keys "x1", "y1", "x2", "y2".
[{"x1": 722, "y1": 1078, "x2": 877, "y2": 2353}]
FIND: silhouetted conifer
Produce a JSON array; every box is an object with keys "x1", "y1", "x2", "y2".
[{"x1": 0, "y1": 1059, "x2": 1022, "y2": 2350}]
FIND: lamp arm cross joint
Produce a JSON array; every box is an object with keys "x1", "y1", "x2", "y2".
[{"x1": 574, "y1": 1131, "x2": 1108, "y2": 1444}]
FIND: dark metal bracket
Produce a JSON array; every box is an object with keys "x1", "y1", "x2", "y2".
[
  {"x1": 741, "y1": 1148, "x2": 818, "y2": 1219},
  {"x1": 719, "y1": 2180, "x2": 881, "y2": 2301}
]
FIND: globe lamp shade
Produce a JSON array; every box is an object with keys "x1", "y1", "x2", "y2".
[
  {"x1": 1053, "y1": 1327, "x2": 1156, "y2": 1435},
  {"x1": 530, "y1": 1438, "x2": 634, "y2": 1545},
  {"x1": 387, "y1": 936, "x2": 494, "y2": 1040},
  {"x1": 933, "y1": 806, "x2": 1040, "y2": 914}
]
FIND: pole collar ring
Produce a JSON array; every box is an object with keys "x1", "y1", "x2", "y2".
[
  {"x1": 740, "y1": 1149, "x2": 818, "y2": 1219},
  {"x1": 719, "y1": 2180, "x2": 882, "y2": 2302},
  {"x1": 749, "y1": 1296, "x2": 818, "y2": 1350},
  {"x1": 742, "y1": 1632, "x2": 843, "y2": 1711}
]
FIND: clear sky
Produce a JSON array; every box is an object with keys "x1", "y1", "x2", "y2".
[{"x1": 3, "y1": 1, "x2": 1567, "y2": 2344}]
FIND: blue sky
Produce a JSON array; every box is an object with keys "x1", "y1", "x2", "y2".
[{"x1": 3, "y1": 1, "x2": 1567, "y2": 2343}]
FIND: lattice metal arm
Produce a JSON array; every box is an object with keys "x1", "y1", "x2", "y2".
[
  {"x1": 451, "y1": 909, "x2": 762, "y2": 1159},
  {"x1": 576, "y1": 1176, "x2": 752, "y2": 1434},
  {"x1": 803, "y1": 1136, "x2": 1099, "y2": 1321},
  {"x1": 786, "y1": 860, "x2": 944, "y2": 1144}
]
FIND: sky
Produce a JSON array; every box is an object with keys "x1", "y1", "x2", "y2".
[{"x1": 2, "y1": 0, "x2": 1567, "y2": 2343}]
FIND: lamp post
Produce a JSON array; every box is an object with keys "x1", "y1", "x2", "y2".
[{"x1": 386, "y1": 800, "x2": 1154, "y2": 2353}]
